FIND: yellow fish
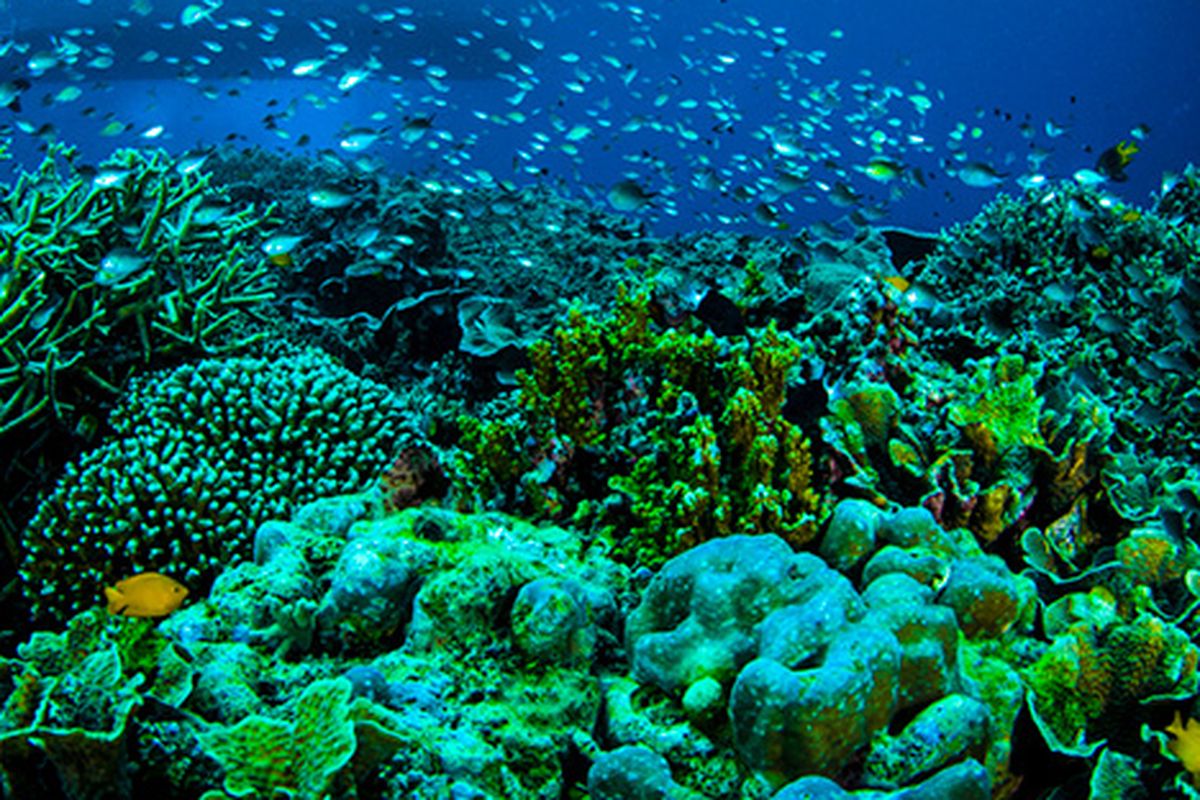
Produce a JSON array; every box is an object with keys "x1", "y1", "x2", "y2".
[
  {"x1": 105, "y1": 572, "x2": 188, "y2": 618},
  {"x1": 1167, "y1": 710, "x2": 1200, "y2": 787},
  {"x1": 1095, "y1": 139, "x2": 1139, "y2": 182},
  {"x1": 879, "y1": 274, "x2": 911, "y2": 295}
]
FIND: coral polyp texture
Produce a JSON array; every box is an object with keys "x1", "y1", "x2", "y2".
[
  {"x1": 19, "y1": 348, "x2": 410, "y2": 621},
  {"x1": 453, "y1": 285, "x2": 825, "y2": 567}
]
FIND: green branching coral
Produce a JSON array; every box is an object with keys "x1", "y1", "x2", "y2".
[
  {"x1": 453, "y1": 285, "x2": 824, "y2": 567},
  {"x1": 0, "y1": 143, "x2": 276, "y2": 440},
  {"x1": 20, "y1": 348, "x2": 409, "y2": 621}
]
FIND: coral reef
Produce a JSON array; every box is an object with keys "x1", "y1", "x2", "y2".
[
  {"x1": 0, "y1": 609, "x2": 188, "y2": 800},
  {"x1": 822, "y1": 348, "x2": 1116, "y2": 554},
  {"x1": 19, "y1": 348, "x2": 411, "y2": 621},
  {"x1": 204, "y1": 147, "x2": 818, "y2": 381},
  {"x1": 198, "y1": 678, "x2": 357, "y2": 800},
  {"x1": 0, "y1": 144, "x2": 280, "y2": 622},
  {"x1": 3, "y1": 492, "x2": 635, "y2": 798},
  {"x1": 0, "y1": 488, "x2": 1042, "y2": 799},
  {"x1": 0, "y1": 144, "x2": 276, "y2": 439},
  {"x1": 178, "y1": 493, "x2": 625, "y2": 798},
  {"x1": 1026, "y1": 588, "x2": 1200, "y2": 757},
  {"x1": 2, "y1": 135, "x2": 1199, "y2": 799},
  {"x1": 1157, "y1": 163, "x2": 1200, "y2": 226},
  {"x1": 453, "y1": 285, "x2": 824, "y2": 567}
]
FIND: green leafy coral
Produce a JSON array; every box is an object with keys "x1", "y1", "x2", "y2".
[
  {"x1": 0, "y1": 608, "x2": 191, "y2": 800},
  {"x1": 1025, "y1": 588, "x2": 1200, "y2": 757},
  {"x1": 823, "y1": 350, "x2": 1114, "y2": 549},
  {"x1": 198, "y1": 678, "x2": 356, "y2": 800},
  {"x1": 453, "y1": 284, "x2": 824, "y2": 567}
]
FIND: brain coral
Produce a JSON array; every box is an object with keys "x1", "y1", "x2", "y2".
[{"x1": 20, "y1": 348, "x2": 409, "y2": 621}]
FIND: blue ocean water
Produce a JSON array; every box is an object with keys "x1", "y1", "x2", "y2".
[
  {"x1": 2, "y1": 0, "x2": 1195, "y2": 233},
  {"x1": 2, "y1": 2, "x2": 1200, "y2": 799}
]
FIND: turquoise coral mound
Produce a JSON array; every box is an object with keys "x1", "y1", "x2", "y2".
[{"x1": 20, "y1": 348, "x2": 410, "y2": 621}]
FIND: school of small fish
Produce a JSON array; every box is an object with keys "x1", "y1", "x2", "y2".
[
  {"x1": 0, "y1": 2, "x2": 1173, "y2": 623},
  {"x1": 0, "y1": 0, "x2": 1152, "y2": 236}
]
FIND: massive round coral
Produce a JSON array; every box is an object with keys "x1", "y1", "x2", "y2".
[{"x1": 20, "y1": 348, "x2": 409, "y2": 621}]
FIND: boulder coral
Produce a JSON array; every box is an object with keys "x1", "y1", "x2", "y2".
[
  {"x1": 623, "y1": 509, "x2": 1032, "y2": 789},
  {"x1": 19, "y1": 348, "x2": 411, "y2": 620}
]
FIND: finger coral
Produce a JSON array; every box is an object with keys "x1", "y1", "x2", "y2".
[
  {"x1": 453, "y1": 284, "x2": 824, "y2": 567},
  {"x1": 19, "y1": 348, "x2": 409, "y2": 621}
]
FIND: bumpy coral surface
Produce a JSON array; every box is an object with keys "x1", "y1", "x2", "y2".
[
  {"x1": 1027, "y1": 589, "x2": 1200, "y2": 757},
  {"x1": 19, "y1": 348, "x2": 410, "y2": 620},
  {"x1": 454, "y1": 285, "x2": 824, "y2": 567},
  {"x1": 616, "y1": 500, "x2": 1034, "y2": 792}
]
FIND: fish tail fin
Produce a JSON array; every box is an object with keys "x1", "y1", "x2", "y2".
[
  {"x1": 1117, "y1": 140, "x2": 1139, "y2": 165},
  {"x1": 103, "y1": 587, "x2": 124, "y2": 614}
]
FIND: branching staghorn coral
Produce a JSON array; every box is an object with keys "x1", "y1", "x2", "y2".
[{"x1": 0, "y1": 143, "x2": 277, "y2": 441}]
